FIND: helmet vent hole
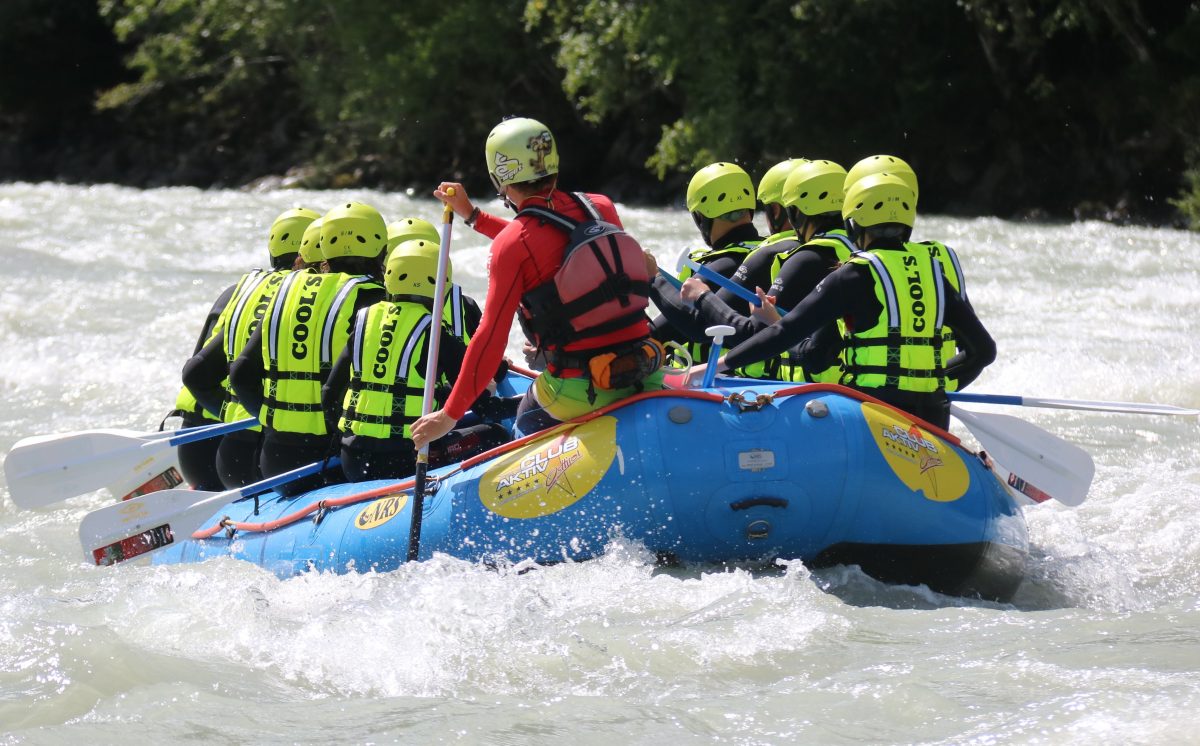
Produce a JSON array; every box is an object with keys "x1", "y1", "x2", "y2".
[
  {"x1": 280, "y1": 232, "x2": 289, "y2": 241},
  {"x1": 427, "y1": 276, "x2": 436, "y2": 284},
  {"x1": 818, "y1": 191, "x2": 828, "y2": 199},
  {"x1": 800, "y1": 191, "x2": 809, "y2": 199},
  {"x1": 356, "y1": 235, "x2": 367, "y2": 244},
  {"x1": 330, "y1": 237, "x2": 338, "y2": 244},
  {"x1": 399, "y1": 273, "x2": 408, "y2": 280},
  {"x1": 717, "y1": 193, "x2": 727, "y2": 202},
  {"x1": 903, "y1": 202, "x2": 910, "y2": 210},
  {"x1": 873, "y1": 201, "x2": 884, "y2": 210}
]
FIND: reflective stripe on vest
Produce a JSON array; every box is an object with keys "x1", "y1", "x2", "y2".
[
  {"x1": 911, "y1": 240, "x2": 965, "y2": 390},
  {"x1": 843, "y1": 247, "x2": 946, "y2": 392},
  {"x1": 339, "y1": 302, "x2": 432, "y2": 440},
  {"x1": 262, "y1": 272, "x2": 381, "y2": 434},
  {"x1": 221, "y1": 268, "x2": 290, "y2": 426}
]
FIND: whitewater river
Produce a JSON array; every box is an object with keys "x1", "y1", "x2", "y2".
[{"x1": 2, "y1": 182, "x2": 1198, "y2": 744}]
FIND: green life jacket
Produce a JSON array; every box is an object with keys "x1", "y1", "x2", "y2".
[
  {"x1": 769, "y1": 229, "x2": 859, "y2": 383},
  {"x1": 842, "y1": 246, "x2": 946, "y2": 393},
  {"x1": 174, "y1": 270, "x2": 264, "y2": 422},
  {"x1": 220, "y1": 268, "x2": 291, "y2": 428},
  {"x1": 261, "y1": 271, "x2": 382, "y2": 435},
  {"x1": 339, "y1": 301, "x2": 433, "y2": 441},
  {"x1": 908, "y1": 240, "x2": 966, "y2": 392}
]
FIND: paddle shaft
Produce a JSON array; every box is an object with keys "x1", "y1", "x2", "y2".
[
  {"x1": 686, "y1": 260, "x2": 792, "y2": 314},
  {"x1": 407, "y1": 192, "x2": 455, "y2": 562},
  {"x1": 948, "y1": 392, "x2": 1199, "y2": 417}
]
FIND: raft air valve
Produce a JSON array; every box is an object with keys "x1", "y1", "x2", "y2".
[
  {"x1": 746, "y1": 520, "x2": 771, "y2": 540},
  {"x1": 805, "y1": 399, "x2": 829, "y2": 418}
]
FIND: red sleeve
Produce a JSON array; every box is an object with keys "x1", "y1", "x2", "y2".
[
  {"x1": 442, "y1": 226, "x2": 526, "y2": 419},
  {"x1": 472, "y1": 210, "x2": 508, "y2": 239}
]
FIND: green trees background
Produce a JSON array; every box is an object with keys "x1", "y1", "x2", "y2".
[{"x1": 2, "y1": 0, "x2": 1198, "y2": 225}]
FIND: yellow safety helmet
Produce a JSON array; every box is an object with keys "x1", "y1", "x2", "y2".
[
  {"x1": 782, "y1": 160, "x2": 847, "y2": 217},
  {"x1": 385, "y1": 239, "x2": 452, "y2": 299},
  {"x1": 485, "y1": 117, "x2": 559, "y2": 192},
  {"x1": 685, "y1": 162, "x2": 755, "y2": 219},
  {"x1": 843, "y1": 173, "x2": 917, "y2": 229},
  {"x1": 298, "y1": 217, "x2": 325, "y2": 263},
  {"x1": 757, "y1": 158, "x2": 806, "y2": 205},
  {"x1": 320, "y1": 202, "x2": 388, "y2": 259},
  {"x1": 268, "y1": 207, "x2": 321, "y2": 258},
  {"x1": 386, "y1": 218, "x2": 440, "y2": 253},
  {"x1": 845, "y1": 155, "x2": 919, "y2": 202}
]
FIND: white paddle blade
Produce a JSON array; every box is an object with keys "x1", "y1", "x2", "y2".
[
  {"x1": 79, "y1": 488, "x2": 226, "y2": 566},
  {"x1": 4, "y1": 431, "x2": 174, "y2": 508},
  {"x1": 951, "y1": 404, "x2": 1095, "y2": 507}
]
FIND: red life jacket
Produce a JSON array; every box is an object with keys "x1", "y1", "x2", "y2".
[{"x1": 516, "y1": 192, "x2": 651, "y2": 361}]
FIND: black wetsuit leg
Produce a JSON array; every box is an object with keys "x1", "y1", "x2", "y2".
[
  {"x1": 259, "y1": 431, "x2": 345, "y2": 497},
  {"x1": 176, "y1": 415, "x2": 223, "y2": 491},
  {"x1": 215, "y1": 429, "x2": 263, "y2": 490},
  {"x1": 863, "y1": 388, "x2": 952, "y2": 430},
  {"x1": 341, "y1": 446, "x2": 417, "y2": 482},
  {"x1": 513, "y1": 388, "x2": 559, "y2": 438}
]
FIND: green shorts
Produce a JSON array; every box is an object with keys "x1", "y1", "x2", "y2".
[{"x1": 533, "y1": 369, "x2": 666, "y2": 421}]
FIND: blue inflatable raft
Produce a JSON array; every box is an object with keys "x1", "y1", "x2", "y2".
[{"x1": 154, "y1": 375, "x2": 1029, "y2": 601}]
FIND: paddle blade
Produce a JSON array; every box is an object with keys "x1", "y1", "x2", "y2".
[
  {"x1": 4, "y1": 430, "x2": 175, "y2": 508},
  {"x1": 951, "y1": 404, "x2": 1095, "y2": 507},
  {"x1": 79, "y1": 488, "x2": 224, "y2": 566}
]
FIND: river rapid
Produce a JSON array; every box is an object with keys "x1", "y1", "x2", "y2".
[{"x1": 1, "y1": 182, "x2": 1199, "y2": 745}]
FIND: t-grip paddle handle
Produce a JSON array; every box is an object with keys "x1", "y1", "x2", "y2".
[{"x1": 701, "y1": 324, "x2": 735, "y2": 388}]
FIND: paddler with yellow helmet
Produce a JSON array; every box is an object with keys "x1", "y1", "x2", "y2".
[
  {"x1": 692, "y1": 174, "x2": 996, "y2": 429},
  {"x1": 845, "y1": 154, "x2": 972, "y2": 391},
  {"x1": 677, "y1": 159, "x2": 857, "y2": 381},
  {"x1": 229, "y1": 201, "x2": 388, "y2": 495},
  {"x1": 723, "y1": 157, "x2": 808, "y2": 297},
  {"x1": 322, "y1": 239, "x2": 507, "y2": 482},
  {"x1": 646, "y1": 161, "x2": 765, "y2": 363},
  {"x1": 411, "y1": 116, "x2": 659, "y2": 445},
  {"x1": 386, "y1": 216, "x2": 484, "y2": 348},
  {"x1": 177, "y1": 207, "x2": 319, "y2": 490}
]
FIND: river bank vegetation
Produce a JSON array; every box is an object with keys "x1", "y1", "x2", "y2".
[{"x1": 2, "y1": 0, "x2": 1198, "y2": 226}]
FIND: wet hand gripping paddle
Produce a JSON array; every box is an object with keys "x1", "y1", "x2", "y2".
[
  {"x1": 80, "y1": 457, "x2": 334, "y2": 566},
  {"x1": 4, "y1": 418, "x2": 256, "y2": 509}
]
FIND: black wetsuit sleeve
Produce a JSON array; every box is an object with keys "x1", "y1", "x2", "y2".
[
  {"x1": 649, "y1": 274, "x2": 706, "y2": 344},
  {"x1": 718, "y1": 242, "x2": 795, "y2": 305},
  {"x1": 692, "y1": 291, "x2": 769, "y2": 348},
  {"x1": 768, "y1": 249, "x2": 837, "y2": 311},
  {"x1": 229, "y1": 327, "x2": 266, "y2": 419},
  {"x1": 182, "y1": 331, "x2": 229, "y2": 418},
  {"x1": 189, "y1": 284, "x2": 235, "y2": 355},
  {"x1": 322, "y1": 345, "x2": 352, "y2": 434},
  {"x1": 724, "y1": 264, "x2": 877, "y2": 371},
  {"x1": 462, "y1": 294, "x2": 483, "y2": 338},
  {"x1": 941, "y1": 282, "x2": 996, "y2": 389}
]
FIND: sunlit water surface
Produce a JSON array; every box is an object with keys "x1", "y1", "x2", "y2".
[{"x1": 1, "y1": 183, "x2": 1198, "y2": 744}]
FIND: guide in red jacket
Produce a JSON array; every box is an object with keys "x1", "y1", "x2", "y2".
[{"x1": 411, "y1": 117, "x2": 662, "y2": 448}]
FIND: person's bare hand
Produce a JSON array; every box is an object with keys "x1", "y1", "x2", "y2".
[
  {"x1": 680, "y1": 276, "x2": 709, "y2": 302},
  {"x1": 433, "y1": 182, "x2": 474, "y2": 221},
  {"x1": 750, "y1": 287, "x2": 781, "y2": 324}
]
